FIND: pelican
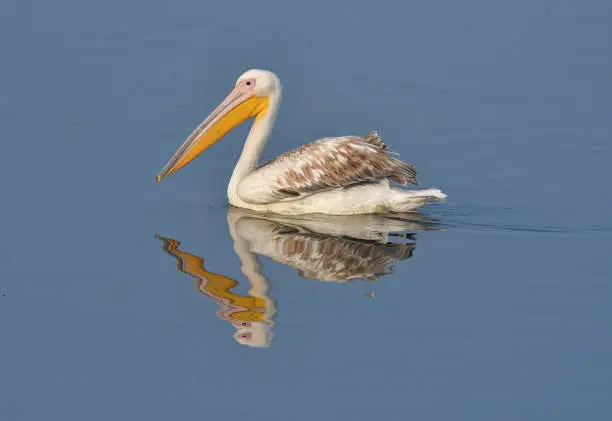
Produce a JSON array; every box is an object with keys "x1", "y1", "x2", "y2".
[{"x1": 156, "y1": 69, "x2": 447, "y2": 215}]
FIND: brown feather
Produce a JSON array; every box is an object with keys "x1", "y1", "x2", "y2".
[{"x1": 239, "y1": 132, "x2": 418, "y2": 204}]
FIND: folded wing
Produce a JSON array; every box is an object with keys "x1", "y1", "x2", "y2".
[{"x1": 237, "y1": 131, "x2": 417, "y2": 204}]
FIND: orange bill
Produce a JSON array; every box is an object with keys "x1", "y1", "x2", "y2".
[{"x1": 156, "y1": 89, "x2": 268, "y2": 182}]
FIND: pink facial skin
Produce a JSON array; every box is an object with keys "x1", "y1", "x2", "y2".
[{"x1": 235, "y1": 78, "x2": 257, "y2": 94}]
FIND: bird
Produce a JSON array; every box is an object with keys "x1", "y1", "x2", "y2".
[{"x1": 156, "y1": 69, "x2": 446, "y2": 215}]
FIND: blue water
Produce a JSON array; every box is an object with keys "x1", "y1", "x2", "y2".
[{"x1": 1, "y1": 0, "x2": 611, "y2": 419}]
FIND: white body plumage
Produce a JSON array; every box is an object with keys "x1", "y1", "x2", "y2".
[{"x1": 157, "y1": 69, "x2": 446, "y2": 214}]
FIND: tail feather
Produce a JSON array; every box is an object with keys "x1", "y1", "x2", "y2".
[{"x1": 387, "y1": 188, "x2": 447, "y2": 212}]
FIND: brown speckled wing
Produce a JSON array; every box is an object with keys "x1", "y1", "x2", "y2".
[{"x1": 241, "y1": 133, "x2": 417, "y2": 203}]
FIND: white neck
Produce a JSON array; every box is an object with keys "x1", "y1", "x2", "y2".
[{"x1": 227, "y1": 88, "x2": 281, "y2": 205}]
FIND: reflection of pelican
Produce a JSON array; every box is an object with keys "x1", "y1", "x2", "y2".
[
  {"x1": 157, "y1": 209, "x2": 439, "y2": 347},
  {"x1": 156, "y1": 69, "x2": 446, "y2": 215},
  {"x1": 228, "y1": 209, "x2": 438, "y2": 282}
]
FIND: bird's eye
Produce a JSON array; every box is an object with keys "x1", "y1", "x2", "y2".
[{"x1": 246, "y1": 81, "x2": 252, "y2": 86}]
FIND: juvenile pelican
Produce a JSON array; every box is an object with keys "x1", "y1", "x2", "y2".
[{"x1": 156, "y1": 69, "x2": 446, "y2": 215}]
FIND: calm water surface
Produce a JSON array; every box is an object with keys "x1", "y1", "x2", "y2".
[{"x1": 1, "y1": 0, "x2": 611, "y2": 419}]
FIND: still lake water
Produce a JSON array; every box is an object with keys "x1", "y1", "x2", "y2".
[{"x1": 1, "y1": 0, "x2": 611, "y2": 419}]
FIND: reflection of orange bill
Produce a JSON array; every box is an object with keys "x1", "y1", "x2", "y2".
[{"x1": 156, "y1": 235, "x2": 267, "y2": 323}]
